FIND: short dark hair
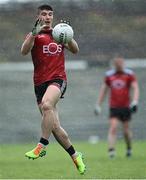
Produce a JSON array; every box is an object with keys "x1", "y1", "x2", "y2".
[
  {"x1": 38, "y1": 4, "x2": 53, "y2": 12},
  {"x1": 113, "y1": 54, "x2": 124, "y2": 59}
]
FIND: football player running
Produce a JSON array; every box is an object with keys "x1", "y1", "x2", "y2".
[
  {"x1": 95, "y1": 56, "x2": 139, "y2": 158},
  {"x1": 21, "y1": 4, "x2": 85, "y2": 174}
]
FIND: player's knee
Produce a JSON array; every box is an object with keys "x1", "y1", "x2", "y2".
[{"x1": 42, "y1": 100, "x2": 53, "y2": 111}]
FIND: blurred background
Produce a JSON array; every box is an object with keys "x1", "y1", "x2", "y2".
[{"x1": 0, "y1": 0, "x2": 146, "y2": 143}]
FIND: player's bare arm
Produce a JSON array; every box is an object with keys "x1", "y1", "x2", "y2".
[
  {"x1": 97, "y1": 83, "x2": 108, "y2": 106},
  {"x1": 130, "y1": 80, "x2": 139, "y2": 113},
  {"x1": 21, "y1": 34, "x2": 35, "y2": 55},
  {"x1": 65, "y1": 39, "x2": 79, "y2": 54},
  {"x1": 131, "y1": 80, "x2": 139, "y2": 103},
  {"x1": 94, "y1": 83, "x2": 108, "y2": 115}
]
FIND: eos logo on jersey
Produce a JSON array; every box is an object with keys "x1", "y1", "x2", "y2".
[
  {"x1": 111, "y1": 79, "x2": 126, "y2": 89},
  {"x1": 43, "y1": 43, "x2": 63, "y2": 55}
]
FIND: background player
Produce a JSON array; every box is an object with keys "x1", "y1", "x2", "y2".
[
  {"x1": 95, "y1": 56, "x2": 139, "y2": 158},
  {"x1": 21, "y1": 4, "x2": 85, "y2": 174}
]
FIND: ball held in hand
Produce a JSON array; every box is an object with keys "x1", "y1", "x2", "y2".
[{"x1": 52, "y1": 23, "x2": 74, "y2": 44}]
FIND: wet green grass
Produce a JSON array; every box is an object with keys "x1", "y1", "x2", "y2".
[{"x1": 0, "y1": 141, "x2": 146, "y2": 179}]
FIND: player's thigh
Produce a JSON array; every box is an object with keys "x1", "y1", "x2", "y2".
[
  {"x1": 42, "y1": 85, "x2": 61, "y2": 107},
  {"x1": 109, "y1": 117, "x2": 119, "y2": 129}
]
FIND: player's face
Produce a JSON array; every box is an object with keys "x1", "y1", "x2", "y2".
[
  {"x1": 38, "y1": 10, "x2": 53, "y2": 28},
  {"x1": 114, "y1": 58, "x2": 124, "y2": 71}
]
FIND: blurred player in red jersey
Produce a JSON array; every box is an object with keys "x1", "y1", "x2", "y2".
[
  {"x1": 21, "y1": 4, "x2": 85, "y2": 174},
  {"x1": 95, "y1": 56, "x2": 139, "y2": 158}
]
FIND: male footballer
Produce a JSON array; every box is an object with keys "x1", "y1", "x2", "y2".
[
  {"x1": 95, "y1": 56, "x2": 139, "y2": 158},
  {"x1": 21, "y1": 4, "x2": 85, "y2": 174}
]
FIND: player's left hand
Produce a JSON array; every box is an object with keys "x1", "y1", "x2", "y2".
[{"x1": 130, "y1": 100, "x2": 138, "y2": 113}]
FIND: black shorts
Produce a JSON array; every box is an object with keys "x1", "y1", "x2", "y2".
[
  {"x1": 34, "y1": 79, "x2": 67, "y2": 104},
  {"x1": 109, "y1": 107, "x2": 131, "y2": 122}
]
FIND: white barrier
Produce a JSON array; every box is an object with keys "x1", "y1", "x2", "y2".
[
  {"x1": 125, "y1": 59, "x2": 146, "y2": 68},
  {"x1": 0, "y1": 59, "x2": 145, "y2": 71},
  {"x1": 0, "y1": 60, "x2": 88, "y2": 71}
]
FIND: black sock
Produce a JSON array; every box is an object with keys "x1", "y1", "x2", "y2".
[
  {"x1": 127, "y1": 143, "x2": 132, "y2": 150},
  {"x1": 66, "y1": 145, "x2": 76, "y2": 156},
  {"x1": 127, "y1": 147, "x2": 131, "y2": 151},
  {"x1": 108, "y1": 148, "x2": 115, "y2": 152},
  {"x1": 39, "y1": 137, "x2": 49, "y2": 146}
]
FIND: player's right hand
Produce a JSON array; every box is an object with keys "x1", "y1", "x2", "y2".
[
  {"x1": 32, "y1": 18, "x2": 46, "y2": 36},
  {"x1": 94, "y1": 105, "x2": 102, "y2": 115},
  {"x1": 60, "y1": 19, "x2": 71, "y2": 25}
]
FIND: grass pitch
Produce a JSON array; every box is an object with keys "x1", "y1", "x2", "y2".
[{"x1": 0, "y1": 141, "x2": 146, "y2": 179}]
